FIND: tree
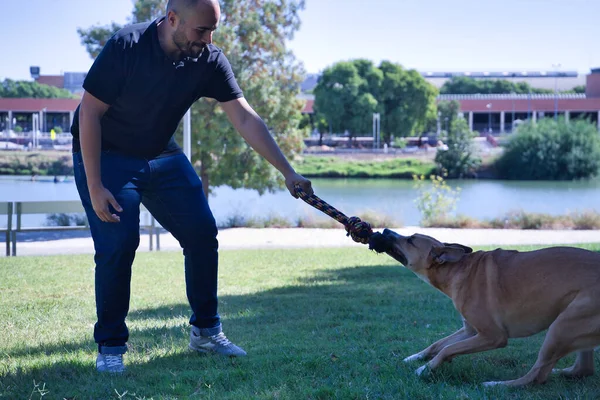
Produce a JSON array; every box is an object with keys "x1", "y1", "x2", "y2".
[
  {"x1": 299, "y1": 111, "x2": 328, "y2": 146},
  {"x1": 76, "y1": 0, "x2": 165, "y2": 57},
  {"x1": 563, "y1": 85, "x2": 586, "y2": 94},
  {"x1": 440, "y1": 77, "x2": 554, "y2": 95},
  {"x1": 378, "y1": 62, "x2": 438, "y2": 141},
  {"x1": 437, "y1": 100, "x2": 461, "y2": 133},
  {"x1": 78, "y1": 0, "x2": 307, "y2": 197},
  {"x1": 313, "y1": 59, "x2": 437, "y2": 145},
  {"x1": 76, "y1": 22, "x2": 124, "y2": 59},
  {"x1": 313, "y1": 61, "x2": 379, "y2": 146},
  {"x1": 0, "y1": 79, "x2": 77, "y2": 99},
  {"x1": 434, "y1": 118, "x2": 480, "y2": 178}
]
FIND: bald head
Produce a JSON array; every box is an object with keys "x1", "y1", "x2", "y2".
[
  {"x1": 166, "y1": 0, "x2": 218, "y2": 17},
  {"x1": 159, "y1": 0, "x2": 220, "y2": 60}
]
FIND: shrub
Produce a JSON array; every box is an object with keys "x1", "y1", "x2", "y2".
[
  {"x1": 425, "y1": 215, "x2": 489, "y2": 229},
  {"x1": 49, "y1": 157, "x2": 73, "y2": 175},
  {"x1": 296, "y1": 215, "x2": 341, "y2": 229},
  {"x1": 218, "y1": 213, "x2": 293, "y2": 229},
  {"x1": 495, "y1": 118, "x2": 600, "y2": 180},
  {"x1": 392, "y1": 137, "x2": 407, "y2": 149},
  {"x1": 569, "y1": 210, "x2": 600, "y2": 230},
  {"x1": 413, "y1": 174, "x2": 461, "y2": 226},
  {"x1": 355, "y1": 210, "x2": 401, "y2": 228},
  {"x1": 262, "y1": 214, "x2": 294, "y2": 228},
  {"x1": 45, "y1": 213, "x2": 87, "y2": 227},
  {"x1": 434, "y1": 118, "x2": 481, "y2": 178},
  {"x1": 488, "y1": 210, "x2": 573, "y2": 230},
  {"x1": 219, "y1": 213, "x2": 248, "y2": 229},
  {"x1": 425, "y1": 210, "x2": 600, "y2": 230}
]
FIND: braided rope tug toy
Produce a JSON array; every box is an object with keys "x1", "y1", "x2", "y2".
[{"x1": 294, "y1": 184, "x2": 377, "y2": 245}]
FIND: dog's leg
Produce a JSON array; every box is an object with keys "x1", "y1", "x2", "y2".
[
  {"x1": 553, "y1": 349, "x2": 595, "y2": 378},
  {"x1": 482, "y1": 329, "x2": 570, "y2": 387},
  {"x1": 483, "y1": 296, "x2": 600, "y2": 387},
  {"x1": 415, "y1": 333, "x2": 507, "y2": 377},
  {"x1": 405, "y1": 319, "x2": 476, "y2": 363}
]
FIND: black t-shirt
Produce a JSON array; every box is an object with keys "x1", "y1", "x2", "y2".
[{"x1": 71, "y1": 17, "x2": 243, "y2": 159}]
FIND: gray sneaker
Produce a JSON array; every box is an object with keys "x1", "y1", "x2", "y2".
[
  {"x1": 189, "y1": 326, "x2": 247, "y2": 357},
  {"x1": 96, "y1": 353, "x2": 125, "y2": 373}
]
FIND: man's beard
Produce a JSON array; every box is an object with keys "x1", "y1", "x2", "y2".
[{"x1": 172, "y1": 29, "x2": 204, "y2": 60}]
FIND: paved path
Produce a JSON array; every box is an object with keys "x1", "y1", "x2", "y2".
[{"x1": 3, "y1": 227, "x2": 599, "y2": 257}]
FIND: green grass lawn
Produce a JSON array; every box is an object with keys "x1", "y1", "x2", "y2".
[
  {"x1": 1, "y1": 245, "x2": 600, "y2": 399},
  {"x1": 293, "y1": 156, "x2": 436, "y2": 179}
]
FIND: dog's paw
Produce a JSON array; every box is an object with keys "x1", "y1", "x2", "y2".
[
  {"x1": 403, "y1": 353, "x2": 424, "y2": 363},
  {"x1": 415, "y1": 364, "x2": 430, "y2": 377}
]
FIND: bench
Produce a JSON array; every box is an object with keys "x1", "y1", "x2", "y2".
[
  {"x1": 1, "y1": 202, "x2": 13, "y2": 256},
  {"x1": 10, "y1": 201, "x2": 160, "y2": 256}
]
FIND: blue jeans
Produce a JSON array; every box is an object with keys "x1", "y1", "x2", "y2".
[{"x1": 73, "y1": 151, "x2": 221, "y2": 354}]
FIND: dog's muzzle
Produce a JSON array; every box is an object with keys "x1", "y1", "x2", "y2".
[
  {"x1": 369, "y1": 229, "x2": 408, "y2": 265},
  {"x1": 368, "y1": 231, "x2": 394, "y2": 253}
]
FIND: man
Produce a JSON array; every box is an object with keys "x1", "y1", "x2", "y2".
[{"x1": 71, "y1": 0, "x2": 313, "y2": 373}]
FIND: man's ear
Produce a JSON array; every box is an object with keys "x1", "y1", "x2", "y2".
[
  {"x1": 430, "y1": 245, "x2": 469, "y2": 265},
  {"x1": 443, "y1": 242, "x2": 473, "y2": 254}
]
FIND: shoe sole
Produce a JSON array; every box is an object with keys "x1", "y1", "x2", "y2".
[
  {"x1": 188, "y1": 343, "x2": 245, "y2": 357},
  {"x1": 96, "y1": 365, "x2": 126, "y2": 373},
  {"x1": 189, "y1": 343, "x2": 211, "y2": 354}
]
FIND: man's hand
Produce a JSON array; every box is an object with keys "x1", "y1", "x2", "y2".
[
  {"x1": 285, "y1": 172, "x2": 313, "y2": 199},
  {"x1": 89, "y1": 184, "x2": 122, "y2": 223}
]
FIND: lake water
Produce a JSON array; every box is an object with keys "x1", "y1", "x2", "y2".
[{"x1": 1, "y1": 175, "x2": 600, "y2": 228}]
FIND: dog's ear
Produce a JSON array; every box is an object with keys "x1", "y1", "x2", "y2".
[
  {"x1": 443, "y1": 242, "x2": 473, "y2": 254},
  {"x1": 430, "y1": 245, "x2": 469, "y2": 265}
]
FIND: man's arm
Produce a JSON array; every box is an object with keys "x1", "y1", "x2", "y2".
[
  {"x1": 220, "y1": 97, "x2": 313, "y2": 198},
  {"x1": 79, "y1": 91, "x2": 122, "y2": 222},
  {"x1": 79, "y1": 91, "x2": 107, "y2": 188}
]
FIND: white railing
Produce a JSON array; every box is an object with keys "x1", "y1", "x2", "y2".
[{"x1": 1, "y1": 200, "x2": 162, "y2": 256}]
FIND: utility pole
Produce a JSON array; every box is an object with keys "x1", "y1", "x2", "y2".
[
  {"x1": 183, "y1": 108, "x2": 191, "y2": 160},
  {"x1": 372, "y1": 113, "x2": 381, "y2": 149},
  {"x1": 552, "y1": 63, "x2": 561, "y2": 120},
  {"x1": 486, "y1": 103, "x2": 492, "y2": 133}
]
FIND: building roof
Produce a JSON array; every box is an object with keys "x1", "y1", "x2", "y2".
[
  {"x1": 422, "y1": 71, "x2": 579, "y2": 78},
  {"x1": 439, "y1": 94, "x2": 587, "y2": 100},
  {"x1": 0, "y1": 98, "x2": 80, "y2": 112},
  {"x1": 438, "y1": 96, "x2": 600, "y2": 113}
]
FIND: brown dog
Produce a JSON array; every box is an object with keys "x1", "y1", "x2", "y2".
[{"x1": 369, "y1": 229, "x2": 600, "y2": 387}]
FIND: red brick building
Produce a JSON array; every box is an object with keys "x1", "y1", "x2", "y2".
[
  {"x1": 1, "y1": 68, "x2": 599, "y2": 136},
  {"x1": 435, "y1": 68, "x2": 600, "y2": 133},
  {"x1": 439, "y1": 92, "x2": 600, "y2": 134},
  {"x1": 0, "y1": 98, "x2": 80, "y2": 134}
]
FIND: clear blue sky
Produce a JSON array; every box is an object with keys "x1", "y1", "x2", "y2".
[{"x1": 1, "y1": 0, "x2": 598, "y2": 81}]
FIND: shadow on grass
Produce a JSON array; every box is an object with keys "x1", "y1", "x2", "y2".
[{"x1": 2, "y1": 265, "x2": 600, "y2": 399}]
